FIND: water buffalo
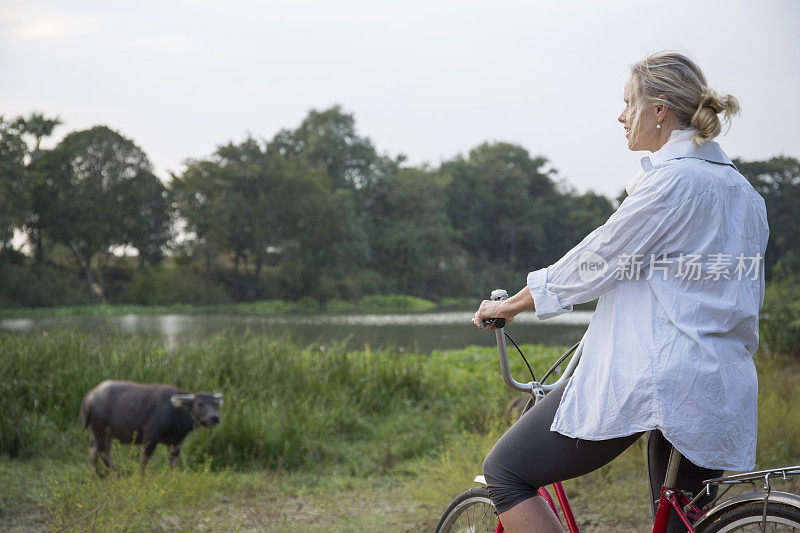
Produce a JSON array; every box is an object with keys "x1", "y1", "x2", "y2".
[{"x1": 80, "y1": 380, "x2": 222, "y2": 473}]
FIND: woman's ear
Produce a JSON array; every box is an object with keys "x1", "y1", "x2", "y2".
[{"x1": 655, "y1": 94, "x2": 670, "y2": 121}]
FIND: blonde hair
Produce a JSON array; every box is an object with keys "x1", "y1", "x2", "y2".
[{"x1": 627, "y1": 51, "x2": 740, "y2": 147}]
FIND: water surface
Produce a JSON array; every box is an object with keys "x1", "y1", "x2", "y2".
[{"x1": 0, "y1": 311, "x2": 593, "y2": 352}]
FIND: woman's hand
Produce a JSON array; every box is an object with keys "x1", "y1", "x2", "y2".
[
  {"x1": 472, "y1": 286, "x2": 536, "y2": 330},
  {"x1": 472, "y1": 299, "x2": 514, "y2": 330}
]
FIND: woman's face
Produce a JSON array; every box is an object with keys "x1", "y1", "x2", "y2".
[{"x1": 618, "y1": 76, "x2": 660, "y2": 152}]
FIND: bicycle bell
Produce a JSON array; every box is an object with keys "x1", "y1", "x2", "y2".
[{"x1": 490, "y1": 289, "x2": 508, "y2": 301}]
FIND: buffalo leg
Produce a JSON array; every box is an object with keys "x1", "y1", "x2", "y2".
[
  {"x1": 88, "y1": 436, "x2": 99, "y2": 472},
  {"x1": 94, "y1": 429, "x2": 116, "y2": 474},
  {"x1": 168, "y1": 443, "x2": 182, "y2": 469},
  {"x1": 139, "y1": 441, "x2": 158, "y2": 473}
]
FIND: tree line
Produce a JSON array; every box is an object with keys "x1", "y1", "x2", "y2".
[{"x1": 1, "y1": 107, "x2": 798, "y2": 307}]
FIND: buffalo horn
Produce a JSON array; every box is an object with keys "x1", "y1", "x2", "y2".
[{"x1": 170, "y1": 394, "x2": 196, "y2": 408}]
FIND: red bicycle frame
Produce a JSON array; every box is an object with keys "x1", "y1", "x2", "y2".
[
  {"x1": 652, "y1": 484, "x2": 703, "y2": 533},
  {"x1": 494, "y1": 473, "x2": 701, "y2": 533}
]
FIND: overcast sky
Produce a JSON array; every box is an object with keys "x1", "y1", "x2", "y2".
[{"x1": 2, "y1": 0, "x2": 798, "y2": 198}]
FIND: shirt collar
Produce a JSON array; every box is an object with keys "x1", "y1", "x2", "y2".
[{"x1": 639, "y1": 128, "x2": 737, "y2": 172}]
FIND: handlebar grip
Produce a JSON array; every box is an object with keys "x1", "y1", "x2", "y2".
[
  {"x1": 480, "y1": 289, "x2": 508, "y2": 329},
  {"x1": 480, "y1": 317, "x2": 506, "y2": 329}
]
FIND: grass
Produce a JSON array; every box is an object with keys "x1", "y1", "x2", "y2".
[
  {"x1": 1, "y1": 330, "x2": 798, "y2": 531},
  {"x1": 1, "y1": 457, "x2": 442, "y2": 531},
  {"x1": 2, "y1": 330, "x2": 554, "y2": 467}
]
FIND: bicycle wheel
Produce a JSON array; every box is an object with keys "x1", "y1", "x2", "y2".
[
  {"x1": 698, "y1": 501, "x2": 800, "y2": 532},
  {"x1": 435, "y1": 487, "x2": 499, "y2": 533}
]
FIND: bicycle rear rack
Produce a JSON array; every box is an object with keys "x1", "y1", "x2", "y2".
[
  {"x1": 704, "y1": 465, "x2": 800, "y2": 488},
  {"x1": 691, "y1": 465, "x2": 800, "y2": 532}
]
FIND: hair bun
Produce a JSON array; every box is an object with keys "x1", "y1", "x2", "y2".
[
  {"x1": 691, "y1": 87, "x2": 740, "y2": 145},
  {"x1": 699, "y1": 88, "x2": 723, "y2": 114}
]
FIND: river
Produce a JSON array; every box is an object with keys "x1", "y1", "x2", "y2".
[{"x1": 0, "y1": 310, "x2": 592, "y2": 352}]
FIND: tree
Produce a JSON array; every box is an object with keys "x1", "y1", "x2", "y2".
[
  {"x1": 268, "y1": 105, "x2": 379, "y2": 189},
  {"x1": 17, "y1": 112, "x2": 63, "y2": 261},
  {"x1": 0, "y1": 117, "x2": 28, "y2": 248},
  {"x1": 37, "y1": 126, "x2": 168, "y2": 296},
  {"x1": 367, "y1": 167, "x2": 458, "y2": 295},
  {"x1": 0, "y1": 112, "x2": 62, "y2": 258},
  {"x1": 736, "y1": 156, "x2": 800, "y2": 277},
  {"x1": 120, "y1": 170, "x2": 171, "y2": 267},
  {"x1": 13, "y1": 112, "x2": 62, "y2": 154},
  {"x1": 442, "y1": 142, "x2": 562, "y2": 271},
  {"x1": 550, "y1": 189, "x2": 615, "y2": 258},
  {"x1": 169, "y1": 158, "x2": 231, "y2": 279},
  {"x1": 267, "y1": 105, "x2": 400, "y2": 212},
  {"x1": 285, "y1": 186, "x2": 371, "y2": 298},
  {"x1": 173, "y1": 137, "x2": 365, "y2": 299}
]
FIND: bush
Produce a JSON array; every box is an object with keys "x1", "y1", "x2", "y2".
[
  {"x1": 357, "y1": 294, "x2": 436, "y2": 313},
  {"x1": 437, "y1": 297, "x2": 479, "y2": 310},
  {"x1": 0, "y1": 254, "x2": 94, "y2": 308},
  {"x1": 759, "y1": 273, "x2": 800, "y2": 357},
  {"x1": 324, "y1": 299, "x2": 356, "y2": 313},
  {"x1": 118, "y1": 267, "x2": 231, "y2": 306},
  {"x1": 233, "y1": 299, "x2": 292, "y2": 314},
  {"x1": 236, "y1": 297, "x2": 320, "y2": 314},
  {"x1": 314, "y1": 269, "x2": 390, "y2": 301},
  {"x1": 293, "y1": 295, "x2": 319, "y2": 313}
]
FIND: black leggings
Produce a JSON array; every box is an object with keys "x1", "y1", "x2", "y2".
[{"x1": 482, "y1": 380, "x2": 723, "y2": 532}]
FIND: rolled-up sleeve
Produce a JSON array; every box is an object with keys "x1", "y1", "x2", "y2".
[
  {"x1": 528, "y1": 173, "x2": 675, "y2": 320},
  {"x1": 527, "y1": 267, "x2": 573, "y2": 319}
]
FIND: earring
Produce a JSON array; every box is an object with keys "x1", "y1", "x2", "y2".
[{"x1": 656, "y1": 123, "x2": 661, "y2": 129}]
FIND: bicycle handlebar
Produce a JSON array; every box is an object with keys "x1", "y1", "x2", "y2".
[{"x1": 485, "y1": 288, "x2": 586, "y2": 397}]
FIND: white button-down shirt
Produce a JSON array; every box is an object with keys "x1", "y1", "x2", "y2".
[{"x1": 527, "y1": 128, "x2": 769, "y2": 471}]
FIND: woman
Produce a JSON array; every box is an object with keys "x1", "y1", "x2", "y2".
[{"x1": 472, "y1": 51, "x2": 769, "y2": 533}]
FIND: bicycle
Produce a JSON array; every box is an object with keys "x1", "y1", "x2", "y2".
[{"x1": 435, "y1": 289, "x2": 800, "y2": 533}]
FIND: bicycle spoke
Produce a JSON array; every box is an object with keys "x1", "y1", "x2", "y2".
[{"x1": 437, "y1": 490, "x2": 499, "y2": 533}]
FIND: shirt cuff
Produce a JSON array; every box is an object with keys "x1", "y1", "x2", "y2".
[{"x1": 527, "y1": 267, "x2": 573, "y2": 320}]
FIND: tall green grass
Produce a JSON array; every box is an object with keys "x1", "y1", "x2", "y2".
[
  {"x1": 759, "y1": 273, "x2": 800, "y2": 357},
  {"x1": 0, "y1": 330, "x2": 559, "y2": 472},
  {"x1": 3, "y1": 330, "x2": 797, "y2": 470},
  {"x1": 3, "y1": 331, "x2": 800, "y2": 531}
]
